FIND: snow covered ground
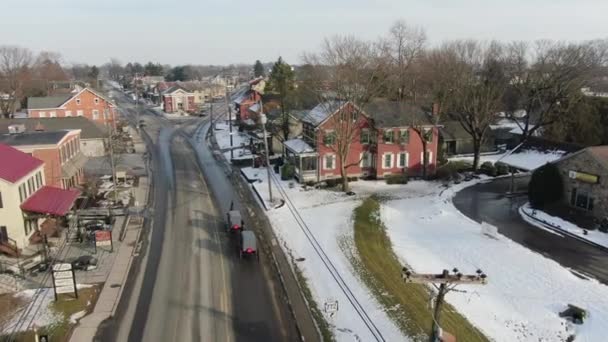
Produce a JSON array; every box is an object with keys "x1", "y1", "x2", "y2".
[
  {"x1": 242, "y1": 167, "x2": 406, "y2": 341},
  {"x1": 450, "y1": 148, "x2": 566, "y2": 171},
  {"x1": 380, "y1": 181, "x2": 608, "y2": 341},
  {"x1": 0, "y1": 288, "x2": 61, "y2": 334},
  {"x1": 520, "y1": 203, "x2": 608, "y2": 249}
]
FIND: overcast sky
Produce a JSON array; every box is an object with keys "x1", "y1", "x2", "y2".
[{"x1": 3, "y1": 0, "x2": 608, "y2": 66}]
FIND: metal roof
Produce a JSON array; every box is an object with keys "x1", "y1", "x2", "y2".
[
  {"x1": 0, "y1": 117, "x2": 106, "y2": 139},
  {"x1": 26, "y1": 95, "x2": 72, "y2": 109},
  {"x1": 20, "y1": 186, "x2": 80, "y2": 216},
  {"x1": 0, "y1": 144, "x2": 43, "y2": 183},
  {"x1": 0, "y1": 131, "x2": 70, "y2": 146}
]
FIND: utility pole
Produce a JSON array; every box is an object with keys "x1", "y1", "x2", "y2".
[
  {"x1": 225, "y1": 88, "x2": 234, "y2": 159},
  {"x1": 258, "y1": 99, "x2": 273, "y2": 204},
  {"x1": 210, "y1": 102, "x2": 214, "y2": 129},
  {"x1": 106, "y1": 98, "x2": 118, "y2": 205},
  {"x1": 402, "y1": 267, "x2": 487, "y2": 342}
]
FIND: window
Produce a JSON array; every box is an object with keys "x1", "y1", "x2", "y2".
[
  {"x1": 423, "y1": 128, "x2": 433, "y2": 142},
  {"x1": 92, "y1": 109, "x2": 99, "y2": 120},
  {"x1": 384, "y1": 130, "x2": 394, "y2": 144},
  {"x1": 421, "y1": 151, "x2": 433, "y2": 165},
  {"x1": 35, "y1": 172, "x2": 41, "y2": 188},
  {"x1": 0, "y1": 191, "x2": 3, "y2": 208},
  {"x1": 65, "y1": 110, "x2": 72, "y2": 117},
  {"x1": 360, "y1": 152, "x2": 372, "y2": 168},
  {"x1": 39, "y1": 111, "x2": 46, "y2": 117},
  {"x1": 19, "y1": 184, "x2": 26, "y2": 202},
  {"x1": 77, "y1": 110, "x2": 83, "y2": 116},
  {"x1": 94, "y1": 98, "x2": 99, "y2": 104},
  {"x1": 398, "y1": 152, "x2": 409, "y2": 168},
  {"x1": 76, "y1": 98, "x2": 81, "y2": 105},
  {"x1": 383, "y1": 153, "x2": 393, "y2": 169},
  {"x1": 27, "y1": 178, "x2": 34, "y2": 196},
  {"x1": 399, "y1": 129, "x2": 410, "y2": 144},
  {"x1": 323, "y1": 130, "x2": 336, "y2": 146},
  {"x1": 50, "y1": 111, "x2": 57, "y2": 118},
  {"x1": 24, "y1": 219, "x2": 36, "y2": 236},
  {"x1": 301, "y1": 156, "x2": 317, "y2": 171},
  {"x1": 571, "y1": 188, "x2": 594, "y2": 211},
  {"x1": 360, "y1": 130, "x2": 370, "y2": 144},
  {"x1": 324, "y1": 154, "x2": 336, "y2": 170}
]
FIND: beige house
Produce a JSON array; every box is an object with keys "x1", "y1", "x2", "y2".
[{"x1": 0, "y1": 144, "x2": 46, "y2": 251}]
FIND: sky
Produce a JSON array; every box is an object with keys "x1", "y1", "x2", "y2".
[{"x1": 3, "y1": 0, "x2": 608, "y2": 66}]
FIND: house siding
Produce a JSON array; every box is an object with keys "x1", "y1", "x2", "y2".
[
  {"x1": 376, "y1": 127, "x2": 438, "y2": 177},
  {"x1": 28, "y1": 89, "x2": 116, "y2": 127}
]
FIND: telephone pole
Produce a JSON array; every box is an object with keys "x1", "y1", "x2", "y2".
[
  {"x1": 258, "y1": 99, "x2": 273, "y2": 204},
  {"x1": 402, "y1": 267, "x2": 488, "y2": 342},
  {"x1": 225, "y1": 88, "x2": 234, "y2": 159}
]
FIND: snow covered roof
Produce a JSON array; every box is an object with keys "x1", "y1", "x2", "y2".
[
  {"x1": 302, "y1": 100, "x2": 346, "y2": 126},
  {"x1": 284, "y1": 138, "x2": 315, "y2": 154}
]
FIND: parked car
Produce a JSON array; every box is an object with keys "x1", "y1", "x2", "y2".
[
  {"x1": 226, "y1": 210, "x2": 244, "y2": 234},
  {"x1": 238, "y1": 230, "x2": 259, "y2": 260},
  {"x1": 68, "y1": 255, "x2": 98, "y2": 271},
  {"x1": 82, "y1": 220, "x2": 110, "y2": 232}
]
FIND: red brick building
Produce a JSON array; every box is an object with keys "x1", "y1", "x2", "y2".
[
  {"x1": 283, "y1": 100, "x2": 438, "y2": 183},
  {"x1": 27, "y1": 88, "x2": 116, "y2": 127},
  {"x1": 233, "y1": 90, "x2": 261, "y2": 122},
  {"x1": 0, "y1": 128, "x2": 86, "y2": 189},
  {"x1": 161, "y1": 85, "x2": 196, "y2": 113}
]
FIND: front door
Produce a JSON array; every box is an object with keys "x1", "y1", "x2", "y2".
[{"x1": 0, "y1": 226, "x2": 8, "y2": 244}]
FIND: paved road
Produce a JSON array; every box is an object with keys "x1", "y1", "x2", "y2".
[
  {"x1": 453, "y1": 176, "x2": 608, "y2": 284},
  {"x1": 97, "y1": 92, "x2": 298, "y2": 342}
]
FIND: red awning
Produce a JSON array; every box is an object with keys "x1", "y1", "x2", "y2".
[{"x1": 20, "y1": 186, "x2": 80, "y2": 216}]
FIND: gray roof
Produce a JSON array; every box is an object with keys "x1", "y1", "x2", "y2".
[
  {"x1": 363, "y1": 100, "x2": 431, "y2": 128},
  {"x1": 0, "y1": 118, "x2": 106, "y2": 140},
  {"x1": 439, "y1": 120, "x2": 471, "y2": 141},
  {"x1": 27, "y1": 95, "x2": 72, "y2": 110},
  {"x1": 302, "y1": 100, "x2": 346, "y2": 126},
  {"x1": 0, "y1": 131, "x2": 70, "y2": 146}
]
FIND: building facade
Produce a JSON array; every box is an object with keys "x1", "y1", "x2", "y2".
[
  {"x1": 162, "y1": 86, "x2": 196, "y2": 113},
  {"x1": 27, "y1": 88, "x2": 117, "y2": 127},
  {"x1": 0, "y1": 129, "x2": 86, "y2": 189},
  {"x1": 553, "y1": 146, "x2": 608, "y2": 220}
]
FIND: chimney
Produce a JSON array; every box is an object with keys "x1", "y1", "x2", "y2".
[
  {"x1": 35, "y1": 122, "x2": 45, "y2": 131},
  {"x1": 432, "y1": 102, "x2": 440, "y2": 116}
]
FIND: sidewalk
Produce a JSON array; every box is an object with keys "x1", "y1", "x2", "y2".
[
  {"x1": 519, "y1": 202, "x2": 608, "y2": 252},
  {"x1": 69, "y1": 176, "x2": 149, "y2": 341}
]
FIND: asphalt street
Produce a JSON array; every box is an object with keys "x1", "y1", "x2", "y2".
[
  {"x1": 453, "y1": 176, "x2": 608, "y2": 284},
  {"x1": 97, "y1": 92, "x2": 297, "y2": 341}
]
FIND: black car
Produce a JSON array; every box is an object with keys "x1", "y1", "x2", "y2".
[{"x1": 69, "y1": 255, "x2": 98, "y2": 271}]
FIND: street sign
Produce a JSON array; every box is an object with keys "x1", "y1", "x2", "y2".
[
  {"x1": 56, "y1": 284, "x2": 76, "y2": 294},
  {"x1": 52, "y1": 263, "x2": 72, "y2": 272},
  {"x1": 54, "y1": 271, "x2": 73, "y2": 280},
  {"x1": 54, "y1": 278, "x2": 74, "y2": 287}
]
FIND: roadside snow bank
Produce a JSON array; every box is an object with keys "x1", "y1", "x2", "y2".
[
  {"x1": 520, "y1": 203, "x2": 608, "y2": 249},
  {"x1": 381, "y1": 181, "x2": 608, "y2": 341}
]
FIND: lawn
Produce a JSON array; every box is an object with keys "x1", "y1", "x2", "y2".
[
  {"x1": 0, "y1": 286, "x2": 100, "y2": 342},
  {"x1": 352, "y1": 196, "x2": 489, "y2": 342}
]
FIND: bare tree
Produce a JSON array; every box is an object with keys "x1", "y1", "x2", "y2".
[
  {"x1": 384, "y1": 20, "x2": 436, "y2": 177},
  {"x1": 303, "y1": 35, "x2": 390, "y2": 191},
  {"x1": 385, "y1": 19, "x2": 427, "y2": 102},
  {"x1": 107, "y1": 58, "x2": 124, "y2": 81},
  {"x1": 504, "y1": 40, "x2": 608, "y2": 142},
  {"x1": 0, "y1": 46, "x2": 32, "y2": 117},
  {"x1": 447, "y1": 41, "x2": 509, "y2": 170}
]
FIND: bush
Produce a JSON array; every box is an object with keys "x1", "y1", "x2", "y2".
[
  {"x1": 495, "y1": 161, "x2": 510, "y2": 176},
  {"x1": 385, "y1": 173, "x2": 408, "y2": 184},
  {"x1": 528, "y1": 163, "x2": 563, "y2": 208},
  {"x1": 281, "y1": 163, "x2": 295, "y2": 180},
  {"x1": 479, "y1": 161, "x2": 497, "y2": 177},
  {"x1": 436, "y1": 160, "x2": 472, "y2": 180}
]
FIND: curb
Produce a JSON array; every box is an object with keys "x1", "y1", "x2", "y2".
[{"x1": 519, "y1": 205, "x2": 608, "y2": 253}]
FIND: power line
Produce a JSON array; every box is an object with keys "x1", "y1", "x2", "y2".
[{"x1": 266, "y1": 170, "x2": 386, "y2": 342}]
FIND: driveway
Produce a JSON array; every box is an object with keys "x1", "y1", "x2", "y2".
[{"x1": 453, "y1": 175, "x2": 608, "y2": 284}]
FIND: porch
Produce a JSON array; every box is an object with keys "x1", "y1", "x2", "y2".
[{"x1": 284, "y1": 138, "x2": 318, "y2": 183}]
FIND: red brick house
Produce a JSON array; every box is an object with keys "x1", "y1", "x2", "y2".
[
  {"x1": 161, "y1": 85, "x2": 196, "y2": 113},
  {"x1": 233, "y1": 90, "x2": 261, "y2": 122},
  {"x1": 283, "y1": 100, "x2": 438, "y2": 183},
  {"x1": 27, "y1": 88, "x2": 117, "y2": 127},
  {"x1": 0, "y1": 127, "x2": 86, "y2": 189}
]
